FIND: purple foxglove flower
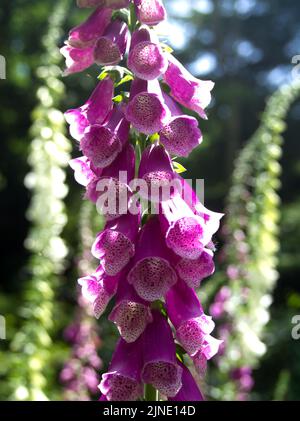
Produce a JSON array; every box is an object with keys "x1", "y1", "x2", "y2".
[
  {"x1": 231, "y1": 367, "x2": 254, "y2": 392},
  {"x1": 92, "y1": 211, "x2": 140, "y2": 276},
  {"x1": 169, "y1": 363, "x2": 204, "y2": 401},
  {"x1": 94, "y1": 20, "x2": 129, "y2": 66},
  {"x1": 166, "y1": 279, "x2": 215, "y2": 356},
  {"x1": 134, "y1": 0, "x2": 167, "y2": 26},
  {"x1": 182, "y1": 184, "x2": 223, "y2": 241},
  {"x1": 128, "y1": 26, "x2": 168, "y2": 80},
  {"x1": 99, "y1": 338, "x2": 144, "y2": 401},
  {"x1": 176, "y1": 248, "x2": 215, "y2": 289},
  {"x1": 69, "y1": 156, "x2": 98, "y2": 187},
  {"x1": 160, "y1": 95, "x2": 203, "y2": 157},
  {"x1": 109, "y1": 277, "x2": 153, "y2": 343},
  {"x1": 93, "y1": 143, "x2": 135, "y2": 220},
  {"x1": 61, "y1": 44, "x2": 94, "y2": 76},
  {"x1": 192, "y1": 350, "x2": 207, "y2": 377},
  {"x1": 141, "y1": 310, "x2": 182, "y2": 397},
  {"x1": 164, "y1": 54, "x2": 214, "y2": 119},
  {"x1": 127, "y1": 217, "x2": 177, "y2": 301},
  {"x1": 68, "y1": 7, "x2": 112, "y2": 48},
  {"x1": 77, "y1": 0, "x2": 130, "y2": 8},
  {"x1": 125, "y1": 78, "x2": 171, "y2": 135},
  {"x1": 209, "y1": 301, "x2": 225, "y2": 319},
  {"x1": 200, "y1": 335, "x2": 223, "y2": 361},
  {"x1": 81, "y1": 104, "x2": 130, "y2": 169},
  {"x1": 160, "y1": 193, "x2": 217, "y2": 260},
  {"x1": 165, "y1": 175, "x2": 223, "y2": 254},
  {"x1": 78, "y1": 264, "x2": 121, "y2": 318},
  {"x1": 138, "y1": 143, "x2": 179, "y2": 203},
  {"x1": 65, "y1": 76, "x2": 114, "y2": 141}
]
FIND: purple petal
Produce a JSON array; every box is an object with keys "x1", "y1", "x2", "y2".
[
  {"x1": 134, "y1": 0, "x2": 167, "y2": 26},
  {"x1": 138, "y1": 143, "x2": 178, "y2": 203},
  {"x1": 125, "y1": 79, "x2": 171, "y2": 135},
  {"x1": 99, "y1": 338, "x2": 143, "y2": 401},
  {"x1": 176, "y1": 249, "x2": 215, "y2": 288},
  {"x1": 109, "y1": 278, "x2": 153, "y2": 342},
  {"x1": 128, "y1": 27, "x2": 167, "y2": 80},
  {"x1": 141, "y1": 311, "x2": 182, "y2": 397},
  {"x1": 69, "y1": 156, "x2": 96, "y2": 187},
  {"x1": 169, "y1": 363, "x2": 204, "y2": 401},
  {"x1": 61, "y1": 44, "x2": 94, "y2": 76},
  {"x1": 127, "y1": 217, "x2": 177, "y2": 301},
  {"x1": 94, "y1": 20, "x2": 129, "y2": 66},
  {"x1": 92, "y1": 212, "x2": 140, "y2": 276},
  {"x1": 68, "y1": 7, "x2": 112, "y2": 48},
  {"x1": 164, "y1": 54, "x2": 214, "y2": 118},
  {"x1": 160, "y1": 115, "x2": 203, "y2": 157}
]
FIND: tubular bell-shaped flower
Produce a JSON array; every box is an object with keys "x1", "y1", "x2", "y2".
[
  {"x1": 93, "y1": 143, "x2": 135, "y2": 219},
  {"x1": 141, "y1": 310, "x2": 182, "y2": 397},
  {"x1": 68, "y1": 7, "x2": 112, "y2": 48},
  {"x1": 78, "y1": 265, "x2": 122, "y2": 318},
  {"x1": 160, "y1": 94, "x2": 203, "y2": 157},
  {"x1": 69, "y1": 156, "x2": 98, "y2": 187},
  {"x1": 127, "y1": 217, "x2": 177, "y2": 301},
  {"x1": 159, "y1": 175, "x2": 223, "y2": 261},
  {"x1": 160, "y1": 194, "x2": 216, "y2": 260},
  {"x1": 169, "y1": 363, "x2": 204, "y2": 401},
  {"x1": 92, "y1": 211, "x2": 140, "y2": 276},
  {"x1": 166, "y1": 278, "x2": 215, "y2": 356},
  {"x1": 125, "y1": 78, "x2": 171, "y2": 135},
  {"x1": 176, "y1": 248, "x2": 215, "y2": 289},
  {"x1": 134, "y1": 0, "x2": 167, "y2": 26},
  {"x1": 81, "y1": 104, "x2": 130, "y2": 168},
  {"x1": 109, "y1": 277, "x2": 153, "y2": 343},
  {"x1": 99, "y1": 338, "x2": 144, "y2": 401},
  {"x1": 193, "y1": 335, "x2": 223, "y2": 364},
  {"x1": 61, "y1": 44, "x2": 95, "y2": 76},
  {"x1": 65, "y1": 76, "x2": 114, "y2": 141},
  {"x1": 179, "y1": 175, "x2": 224, "y2": 232},
  {"x1": 128, "y1": 26, "x2": 168, "y2": 80},
  {"x1": 94, "y1": 20, "x2": 129, "y2": 66},
  {"x1": 164, "y1": 54, "x2": 214, "y2": 119},
  {"x1": 138, "y1": 143, "x2": 179, "y2": 203}
]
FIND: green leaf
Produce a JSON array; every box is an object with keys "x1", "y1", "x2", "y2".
[
  {"x1": 173, "y1": 161, "x2": 187, "y2": 174},
  {"x1": 97, "y1": 70, "x2": 108, "y2": 81},
  {"x1": 149, "y1": 133, "x2": 160, "y2": 143},
  {"x1": 112, "y1": 95, "x2": 123, "y2": 103},
  {"x1": 115, "y1": 74, "x2": 134, "y2": 88},
  {"x1": 98, "y1": 66, "x2": 133, "y2": 83},
  {"x1": 160, "y1": 43, "x2": 174, "y2": 53}
]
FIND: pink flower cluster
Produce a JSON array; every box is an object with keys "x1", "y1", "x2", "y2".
[
  {"x1": 62, "y1": 0, "x2": 223, "y2": 401},
  {"x1": 61, "y1": 316, "x2": 102, "y2": 400}
]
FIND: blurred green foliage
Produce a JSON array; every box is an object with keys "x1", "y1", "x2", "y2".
[{"x1": 205, "y1": 80, "x2": 300, "y2": 401}]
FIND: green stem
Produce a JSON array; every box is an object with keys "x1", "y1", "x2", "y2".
[
  {"x1": 144, "y1": 384, "x2": 158, "y2": 401},
  {"x1": 129, "y1": 2, "x2": 137, "y2": 32}
]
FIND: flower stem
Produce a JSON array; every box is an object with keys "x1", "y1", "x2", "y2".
[
  {"x1": 129, "y1": 2, "x2": 137, "y2": 32},
  {"x1": 144, "y1": 384, "x2": 158, "y2": 401}
]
